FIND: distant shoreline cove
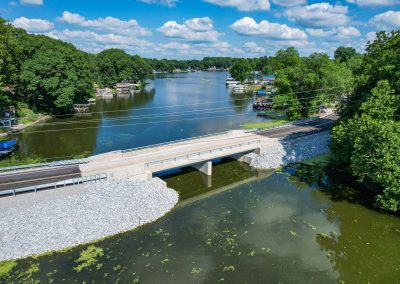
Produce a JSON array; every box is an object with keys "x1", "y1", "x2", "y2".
[{"x1": 0, "y1": 131, "x2": 330, "y2": 262}]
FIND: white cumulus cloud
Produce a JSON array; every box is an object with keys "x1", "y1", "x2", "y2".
[
  {"x1": 244, "y1": 42, "x2": 266, "y2": 53},
  {"x1": 12, "y1": 17, "x2": 54, "y2": 32},
  {"x1": 184, "y1": 17, "x2": 214, "y2": 31},
  {"x1": 335, "y1": 26, "x2": 361, "y2": 38},
  {"x1": 204, "y1": 0, "x2": 270, "y2": 11},
  {"x1": 346, "y1": 0, "x2": 399, "y2": 7},
  {"x1": 285, "y1": 3, "x2": 349, "y2": 29},
  {"x1": 158, "y1": 18, "x2": 221, "y2": 42},
  {"x1": 230, "y1": 17, "x2": 307, "y2": 40},
  {"x1": 272, "y1": 0, "x2": 306, "y2": 7},
  {"x1": 58, "y1": 11, "x2": 151, "y2": 36},
  {"x1": 369, "y1": 10, "x2": 400, "y2": 30}
]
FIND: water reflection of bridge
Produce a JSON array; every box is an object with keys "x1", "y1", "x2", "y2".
[{"x1": 177, "y1": 170, "x2": 274, "y2": 208}]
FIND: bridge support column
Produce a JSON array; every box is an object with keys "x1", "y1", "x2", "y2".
[
  {"x1": 191, "y1": 161, "x2": 212, "y2": 176},
  {"x1": 255, "y1": 144, "x2": 270, "y2": 155}
]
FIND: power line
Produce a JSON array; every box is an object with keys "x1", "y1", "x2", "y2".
[
  {"x1": 20, "y1": 112, "x2": 256, "y2": 134},
  {"x1": 35, "y1": 105, "x2": 250, "y2": 127},
  {"x1": 7, "y1": 94, "x2": 368, "y2": 134},
  {"x1": 46, "y1": 85, "x2": 351, "y2": 117},
  {"x1": 17, "y1": 88, "x2": 351, "y2": 128},
  {"x1": 3, "y1": 96, "x2": 367, "y2": 133}
]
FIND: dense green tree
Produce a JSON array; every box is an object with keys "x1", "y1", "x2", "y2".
[
  {"x1": 273, "y1": 50, "x2": 353, "y2": 119},
  {"x1": 97, "y1": 49, "x2": 137, "y2": 87},
  {"x1": 18, "y1": 39, "x2": 94, "y2": 114},
  {"x1": 332, "y1": 81, "x2": 400, "y2": 211},
  {"x1": 334, "y1": 47, "x2": 357, "y2": 63},
  {"x1": 340, "y1": 31, "x2": 400, "y2": 120},
  {"x1": 230, "y1": 59, "x2": 252, "y2": 82},
  {"x1": 0, "y1": 18, "x2": 25, "y2": 87},
  {"x1": 272, "y1": 47, "x2": 301, "y2": 71}
]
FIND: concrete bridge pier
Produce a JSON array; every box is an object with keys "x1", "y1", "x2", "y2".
[{"x1": 191, "y1": 161, "x2": 212, "y2": 176}]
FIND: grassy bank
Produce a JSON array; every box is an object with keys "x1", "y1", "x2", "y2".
[
  {"x1": 241, "y1": 119, "x2": 288, "y2": 129},
  {"x1": 246, "y1": 84, "x2": 262, "y2": 92}
]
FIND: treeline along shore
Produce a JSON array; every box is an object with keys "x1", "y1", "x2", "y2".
[{"x1": 0, "y1": 16, "x2": 358, "y2": 118}]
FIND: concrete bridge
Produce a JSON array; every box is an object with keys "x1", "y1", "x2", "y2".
[
  {"x1": 80, "y1": 114, "x2": 336, "y2": 180},
  {"x1": 80, "y1": 130, "x2": 272, "y2": 180},
  {"x1": 0, "y1": 114, "x2": 337, "y2": 192}
]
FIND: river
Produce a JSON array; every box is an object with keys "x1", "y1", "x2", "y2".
[
  {"x1": 13, "y1": 71, "x2": 270, "y2": 161},
  {"x1": 1, "y1": 158, "x2": 399, "y2": 283}
]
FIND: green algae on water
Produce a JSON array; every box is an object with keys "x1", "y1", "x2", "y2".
[
  {"x1": 74, "y1": 245, "x2": 104, "y2": 273},
  {"x1": 0, "y1": 260, "x2": 17, "y2": 277}
]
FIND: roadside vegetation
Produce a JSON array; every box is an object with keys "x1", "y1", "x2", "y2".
[{"x1": 332, "y1": 31, "x2": 400, "y2": 212}]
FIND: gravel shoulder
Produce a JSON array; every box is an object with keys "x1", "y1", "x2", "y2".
[{"x1": 0, "y1": 178, "x2": 179, "y2": 261}]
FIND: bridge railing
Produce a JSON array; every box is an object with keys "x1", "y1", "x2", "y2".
[
  {"x1": 0, "y1": 173, "x2": 107, "y2": 197},
  {"x1": 121, "y1": 116, "x2": 321, "y2": 155},
  {"x1": 144, "y1": 139, "x2": 262, "y2": 169}
]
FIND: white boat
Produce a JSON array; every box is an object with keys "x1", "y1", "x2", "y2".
[
  {"x1": 226, "y1": 80, "x2": 241, "y2": 88},
  {"x1": 232, "y1": 84, "x2": 247, "y2": 94}
]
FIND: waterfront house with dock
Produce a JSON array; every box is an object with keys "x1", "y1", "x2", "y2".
[{"x1": 115, "y1": 82, "x2": 140, "y2": 96}]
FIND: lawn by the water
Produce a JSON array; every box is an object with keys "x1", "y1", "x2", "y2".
[{"x1": 241, "y1": 119, "x2": 288, "y2": 129}]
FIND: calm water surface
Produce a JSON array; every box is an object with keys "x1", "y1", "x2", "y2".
[
  {"x1": 13, "y1": 72, "x2": 268, "y2": 160},
  {"x1": 2, "y1": 159, "x2": 399, "y2": 283}
]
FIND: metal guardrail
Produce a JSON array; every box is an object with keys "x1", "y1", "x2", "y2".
[
  {"x1": 144, "y1": 140, "x2": 261, "y2": 169},
  {"x1": 0, "y1": 159, "x2": 90, "y2": 173},
  {"x1": 0, "y1": 173, "x2": 107, "y2": 197}
]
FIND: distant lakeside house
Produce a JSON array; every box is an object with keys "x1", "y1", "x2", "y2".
[
  {"x1": 261, "y1": 75, "x2": 275, "y2": 86},
  {"x1": 0, "y1": 107, "x2": 18, "y2": 129}
]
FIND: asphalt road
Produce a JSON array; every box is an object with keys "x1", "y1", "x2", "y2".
[
  {"x1": 0, "y1": 114, "x2": 337, "y2": 192},
  {"x1": 260, "y1": 113, "x2": 338, "y2": 138},
  {"x1": 0, "y1": 165, "x2": 81, "y2": 192}
]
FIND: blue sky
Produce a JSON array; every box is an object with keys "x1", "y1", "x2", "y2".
[{"x1": 1, "y1": 0, "x2": 399, "y2": 59}]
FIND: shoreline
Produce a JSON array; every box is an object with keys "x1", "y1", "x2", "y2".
[{"x1": 0, "y1": 115, "x2": 51, "y2": 138}]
